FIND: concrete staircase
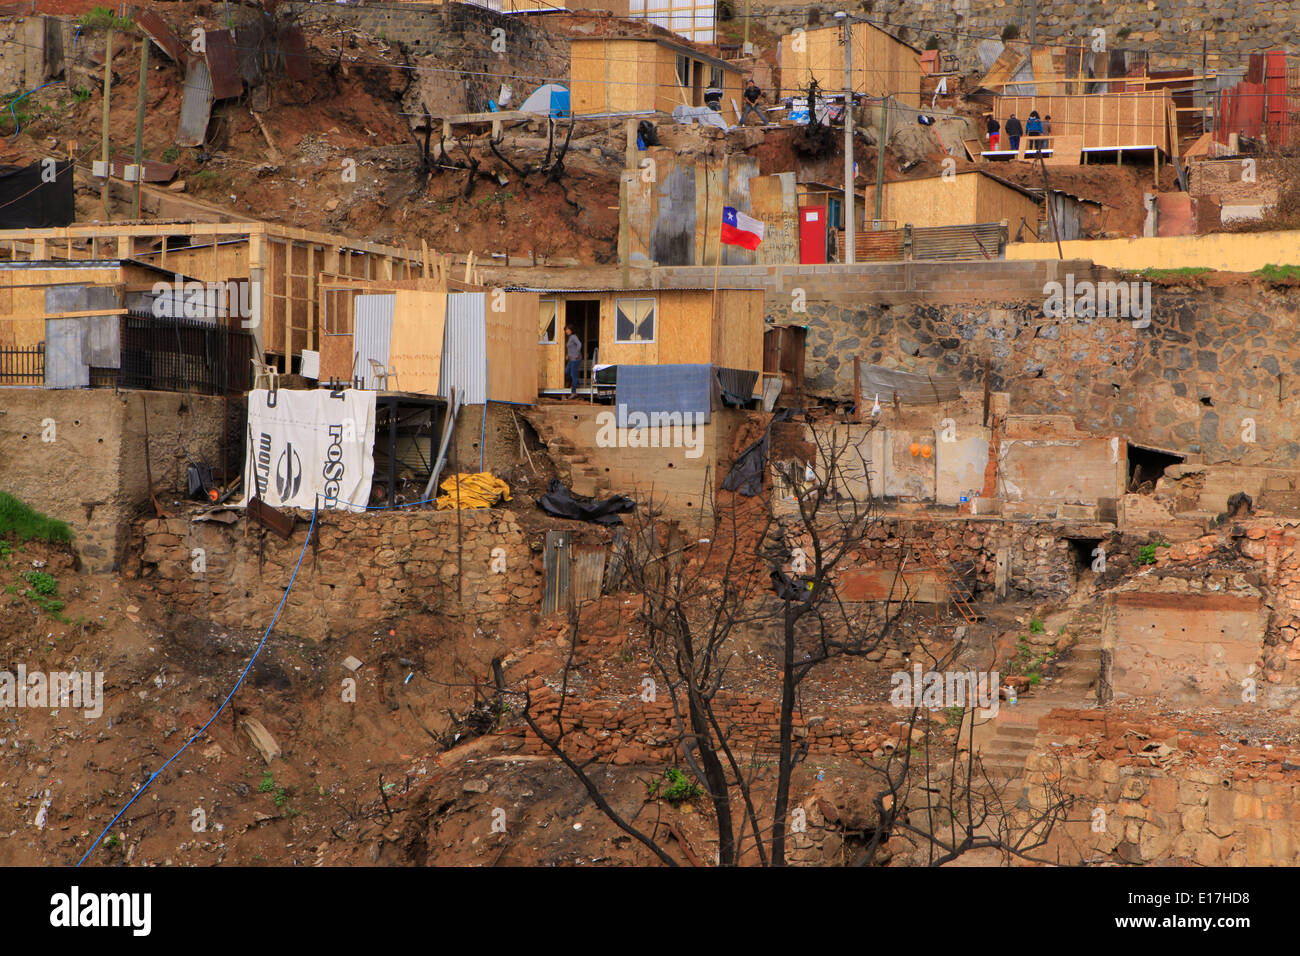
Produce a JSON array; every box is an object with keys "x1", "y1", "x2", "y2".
[
  {"x1": 524, "y1": 406, "x2": 612, "y2": 499},
  {"x1": 969, "y1": 576, "x2": 1108, "y2": 801}
]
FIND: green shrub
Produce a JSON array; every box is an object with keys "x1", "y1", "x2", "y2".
[
  {"x1": 0, "y1": 493, "x2": 72, "y2": 544},
  {"x1": 1134, "y1": 541, "x2": 1169, "y2": 565},
  {"x1": 78, "y1": 6, "x2": 133, "y2": 30},
  {"x1": 646, "y1": 768, "x2": 701, "y2": 805},
  {"x1": 23, "y1": 570, "x2": 56, "y2": 595}
]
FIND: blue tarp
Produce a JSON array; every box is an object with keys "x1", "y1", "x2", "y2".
[{"x1": 615, "y1": 363, "x2": 713, "y2": 425}]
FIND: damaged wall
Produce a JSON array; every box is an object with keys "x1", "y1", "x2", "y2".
[
  {"x1": 134, "y1": 507, "x2": 539, "y2": 632},
  {"x1": 621, "y1": 148, "x2": 797, "y2": 267},
  {"x1": 773, "y1": 279, "x2": 1300, "y2": 467},
  {"x1": 0, "y1": 389, "x2": 231, "y2": 572}
]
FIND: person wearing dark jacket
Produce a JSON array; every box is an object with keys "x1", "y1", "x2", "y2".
[
  {"x1": 741, "y1": 79, "x2": 767, "y2": 125},
  {"x1": 986, "y1": 113, "x2": 1001, "y2": 150},
  {"x1": 1005, "y1": 113, "x2": 1023, "y2": 151}
]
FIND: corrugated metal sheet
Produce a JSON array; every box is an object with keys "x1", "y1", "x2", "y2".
[
  {"x1": 45, "y1": 286, "x2": 120, "y2": 368},
  {"x1": 570, "y1": 546, "x2": 606, "y2": 606},
  {"x1": 354, "y1": 294, "x2": 394, "y2": 389},
  {"x1": 282, "y1": 27, "x2": 313, "y2": 83},
  {"x1": 177, "y1": 57, "x2": 214, "y2": 147},
  {"x1": 911, "y1": 222, "x2": 1004, "y2": 260},
  {"x1": 859, "y1": 364, "x2": 960, "y2": 404},
  {"x1": 205, "y1": 29, "x2": 243, "y2": 100},
  {"x1": 542, "y1": 530, "x2": 571, "y2": 615},
  {"x1": 439, "y1": 293, "x2": 487, "y2": 406},
  {"x1": 45, "y1": 318, "x2": 88, "y2": 388},
  {"x1": 854, "y1": 228, "x2": 906, "y2": 261},
  {"x1": 137, "y1": 9, "x2": 185, "y2": 62}
]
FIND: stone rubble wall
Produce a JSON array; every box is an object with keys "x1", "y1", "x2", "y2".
[{"x1": 134, "y1": 508, "x2": 540, "y2": 634}]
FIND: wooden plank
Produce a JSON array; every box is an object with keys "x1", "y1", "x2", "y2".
[
  {"x1": 487, "y1": 291, "x2": 539, "y2": 404},
  {"x1": 388, "y1": 288, "x2": 447, "y2": 397}
]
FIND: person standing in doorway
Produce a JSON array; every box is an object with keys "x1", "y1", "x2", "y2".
[
  {"x1": 1005, "y1": 113, "x2": 1023, "y2": 151},
  {"x1": 565, "y1": 325, "x2": 582, "y2": 398},
  {"x1": 986, "y1": 112, "x2": 1001, "y2": 150},
  {"x1": 742, "y1": 79, "x2": 767, "y2": 126}
]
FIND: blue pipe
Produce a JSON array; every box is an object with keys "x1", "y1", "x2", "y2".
[{"x1": 7, "y1": 80, "x2": 58, "y2": 137}]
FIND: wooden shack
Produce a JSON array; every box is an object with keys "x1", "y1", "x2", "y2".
[
  {"x1": 528, "y1": 286, "x2": 764, "y2": 394},
  {"x1": 318, "y1": 276, "x2": 539, "y2": 405},
  {"x1": 993, "y1": 90, "x2": 1176, "y2": 156},
  {"x1": 0, "y1": 259, "x2": 164, "y2": 353},
  {"x1": 882, "y1": 170, "x2": 1042, "y2": 237},
  {"x1": 778, "y1": 21, "x2": 921, "y2": 107},
  {"x1": 569, "y1": 36, "x2": 744, "y2": 116},
  {"x1": 0, "y1": 222, "x2": 422, "y2": 374}
]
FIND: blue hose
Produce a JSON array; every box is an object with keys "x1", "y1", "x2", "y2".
[{"x1": 7, "y1": 80, "x2": 59, "y2": 137}]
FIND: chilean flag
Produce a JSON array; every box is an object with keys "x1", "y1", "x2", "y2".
[{"x1": 720, "y1": 205, "x2": 764, "y2": 250}]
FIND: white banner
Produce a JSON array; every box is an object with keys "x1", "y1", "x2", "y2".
[{"x1": 243, "y1": 388, "x2": 376, "y2": 512}]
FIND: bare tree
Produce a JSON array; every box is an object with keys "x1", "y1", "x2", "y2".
[{"x1": 493, "y1": 422, "x2": 1074, "y2": 866}]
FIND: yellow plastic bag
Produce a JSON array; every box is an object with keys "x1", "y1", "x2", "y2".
[{"x1": 435, "y1": 472, "x2": 512, "y2": 510}]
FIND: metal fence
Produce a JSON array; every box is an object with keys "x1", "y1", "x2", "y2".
[
  {"x1": 0, "y1": 344, "x2": 44, "y2": 385},
  {"x1": 116, "y1": 313, "x2": 254, "y2": 395},
  {"x1": 0, "y1": 317, "x2": 252, "y2": 394},
  {"x1": 844, "y1": 222, "x2": 1009, "y2": 263}
]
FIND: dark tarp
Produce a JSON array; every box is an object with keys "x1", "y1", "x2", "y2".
[
  {"x1": 538, "y1": 478, "x2": 636, "y2": 526},
  {"x1": 721, "y1": 408, "x2": 798, "y2": 497},
  {"x1": 0, "y1": 161, "x2": 74, "y2": 228}
]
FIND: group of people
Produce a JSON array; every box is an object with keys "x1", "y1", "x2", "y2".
[{"x1": 986, "y1": 110, "x2": 1050, "y2": 152}]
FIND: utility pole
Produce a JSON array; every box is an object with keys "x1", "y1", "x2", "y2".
[
  {"x1": 839, "y1": 11, "x2": 855, "y2": 264},
  {"x1": 132, "y1": 36, "x2": 150, "y2": 220},
  {"x1": 100, "y1": 27, "x2": 114, "y2": 222},
  {"x1": 873, "y1": 95, "x2": 888, "y2": 223},
  {"x1": 743, "y1": 0, "x2": 751, "y2": 54}
]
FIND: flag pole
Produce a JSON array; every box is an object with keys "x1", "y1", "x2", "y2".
[{"x1": 712, "y1": 203, "x2": 722, "y2": 326}]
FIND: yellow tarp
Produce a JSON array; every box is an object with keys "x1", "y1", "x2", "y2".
[{"x1": 435, "y1": 472, "x2": 512, "y2": 510}]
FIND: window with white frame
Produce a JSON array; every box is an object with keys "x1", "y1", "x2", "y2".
[
  {"x1": 615, "y1": 297, "x2": 656, "y2": 343},
  {"x1": 538, "y1": 299, "x2": 558, "y2": 344}
]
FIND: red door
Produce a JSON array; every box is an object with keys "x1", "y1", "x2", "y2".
[{"x1": 799, "y1": 205, "x2": 827, "y2": 264}]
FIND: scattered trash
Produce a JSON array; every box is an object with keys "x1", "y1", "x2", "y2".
[{"x1": 342, "y1": 656, "x2": 363, "y2": 672}]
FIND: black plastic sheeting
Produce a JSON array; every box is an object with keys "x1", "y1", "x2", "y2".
[
  {"x1": 721, "y1": 408, "x2": 799, "y2": 497},
  {"x1": 538, "y1": 478, "x2": 636, "y2": 526},
  {"x1": 0, "y1": 161, "x2": 74, "y2": 228}
]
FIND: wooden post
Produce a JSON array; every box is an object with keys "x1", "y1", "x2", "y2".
[
  {"x1": 842, "y1": 14, "x2": 855, "y2": 264},
  {"x1": 132, "y1": 35, "x2": 149, "y2": 220},
  {"x1": 853, "y1": 355, "x2": 862, "y2": 422},
  {"x1": 100, "y1": 27, "x2": 114, "y2": 222},
  {"x1": 710, "y1": 204, "x2": 722, "y2": 328}
]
